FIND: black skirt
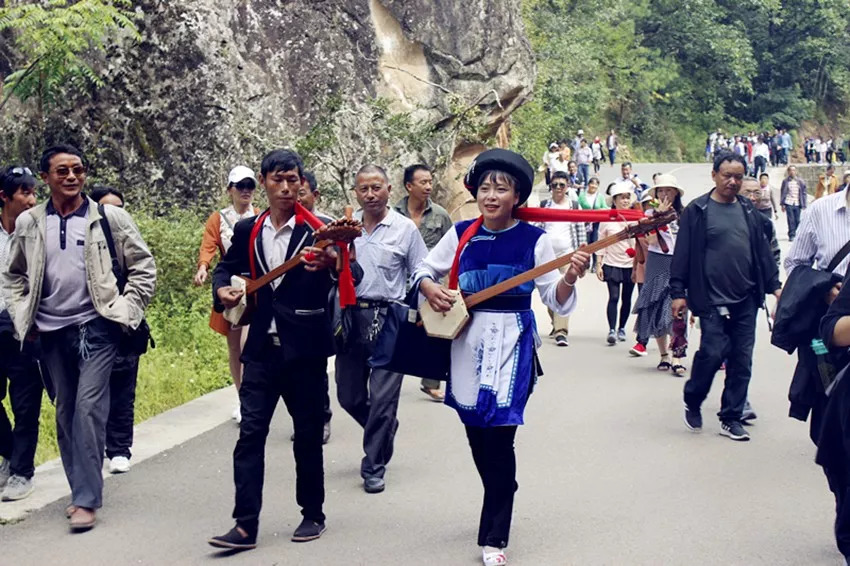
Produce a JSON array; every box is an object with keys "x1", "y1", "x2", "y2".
[{"x1": 602, "y1": 265, "x2": 632, "y2": 284}]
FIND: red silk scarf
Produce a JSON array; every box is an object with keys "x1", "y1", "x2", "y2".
[
  {"x1": 447, "y1": 207, "x2": 644, "y2": 290},
  {"x1": 294, "y1": 202, "x2": 357, "y2": 308}
]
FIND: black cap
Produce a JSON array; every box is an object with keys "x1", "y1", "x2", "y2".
[{"x1": 464, "y1": 149, "x2": 534, "y2": 205}]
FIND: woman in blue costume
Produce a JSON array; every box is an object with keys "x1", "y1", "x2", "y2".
[{"x1": 414, "y1": 149, "x2": 591, "y2": 566}]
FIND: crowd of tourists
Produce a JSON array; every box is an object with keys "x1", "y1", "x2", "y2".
[{"x1": 5, "y1": 138, "x2": 850, "y2": 565}]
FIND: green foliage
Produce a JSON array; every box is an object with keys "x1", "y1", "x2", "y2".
[
  {"x1": 514, "y1": 0, "x2": 850, "y2": 161},
  {"x1": 0, "y1": 0, "x2": 139, "y2": 113}
]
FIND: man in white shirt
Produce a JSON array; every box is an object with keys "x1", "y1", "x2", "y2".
[
  {"x1": 614, "y1": 161, "x2": 643, "y2": 197},
  {"x1": 607, "y1": 129, "x2": 618, "y2": 166},
  {"x1": 541, "y1": 171, "x2": 586, "y2": 346},
  {"x1": 541, "y1": 142, "x2": 559, "y2": 185},
  {"x1": 336, "y1": 164, "x2": 427, "y2": 495}
]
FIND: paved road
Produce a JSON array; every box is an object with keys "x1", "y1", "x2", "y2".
[{"x1": 1, "y1": 163, "x2": 841, "y2": 565}]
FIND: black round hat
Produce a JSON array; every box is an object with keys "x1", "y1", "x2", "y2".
[{"x1": 464, "y1": 148, "x2": 534, "y2": 205}]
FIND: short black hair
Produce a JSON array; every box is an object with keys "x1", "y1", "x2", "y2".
[
  {"x1": 303, "y1": 171, "x2": 318, "y2": 193},
  {"x1": 827, "y1": 164, "x2": 836, "y2": 171},
  {"x1": 712, "y1": 150, "x2": 747, "y2": 172},
  {"x1": 567, "y1": 160, "x2": 577, "y2": 167},
  {"x1": 89, "y1": 185, "x2": 124, "y2": 205},
  {"x1": 354, "y1": 164, "x2": 389, "y2": 184},
  {"x1": 551, "y1": 171, "x2": 569, "y2": 182},
  {"x1": 759, "y1": 172, "x2": 769, "y2": 179},
  {"x1": 403, "y1": 164, "x2": 430, "y2": 187},
  {"x1": 40, "y1": 144, "x2": 84, "y2": 173},
  {"x1": 587, "y1": 176, "x2": 600, "y2": 185},
  {"x1": 0, "y1": 166, "x2": 37, "y2": 204},
  {"x1": 260, "y1": 149, "x2": 304, "y2": 177},
  {"x1": 622, "y1": 161, "x2": 632, "y2": 168}
]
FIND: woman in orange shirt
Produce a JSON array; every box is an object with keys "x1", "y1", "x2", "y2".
[{"x1": 193, "y1": 166, "x2": 260, "y2": 423}]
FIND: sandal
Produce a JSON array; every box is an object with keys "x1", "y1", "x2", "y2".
[
  {"x1": 672, "y1": 364, "x2": 687, "y2": 377},
  {"x1": 657, "y1": 354, "x2": 671, "y2": 371},
  {"x1": 420, "y1": 386, "x2": 445, "y2": 402},
  {"x1": 483, "y1": 549, "x2": 507, "y2": 566}
]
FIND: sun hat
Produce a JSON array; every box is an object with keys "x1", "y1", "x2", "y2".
[
  {"x1": 227, "y1": 165, "x2": 255, "y2": 185},
  {"x1": 464, "y1": 148, "x2": 534, "y2": 205},
  {"x1": 605, "y1": 181, "x2": 636, "y2": 207},
  {"x1": 649, "y1": 173, "x2": 685, "y2": 199}
]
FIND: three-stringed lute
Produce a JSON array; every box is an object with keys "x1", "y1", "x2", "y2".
[
  {"x1": 223, "y1": 206, "x2": 361, "y2": 327},
  {"x1": 419, "y1": 209, "x2": 678, "y2": 339}
]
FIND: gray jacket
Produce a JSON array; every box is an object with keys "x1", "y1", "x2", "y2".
[
  {"x1": 780, "y1": 177, "x2": 808, "y2": 208},
  {"x1": 2, "y1": 196, "x2": 156, "y2": 341}
]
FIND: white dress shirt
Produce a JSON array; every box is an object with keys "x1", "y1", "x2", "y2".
[
  {"x1": 261, "y1": 214, "x2": 303, "y2": 333},
  {"x1": 785, "y1": 191, "x2": 850, "y2": 277}
]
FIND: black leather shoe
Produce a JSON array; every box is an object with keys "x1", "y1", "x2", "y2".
[
  {"x1": 363, "y1": 476, "x2": 385, "y2": 494},
  {"x1": 208, "y1": 526, "x2": 257, "y2": 550},
  {"x1": 291, "y1": 518, "x2": 326, "y2": 542}
]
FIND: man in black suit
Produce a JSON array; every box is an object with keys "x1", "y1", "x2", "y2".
[{"x1": 207, "y1": 149, "x2": 360, "y2": 551}]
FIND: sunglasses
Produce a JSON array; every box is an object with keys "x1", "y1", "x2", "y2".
[
  {"x1": 550, "y1": 182, "x2": 568, "y2": 189},
  {"x1": 234, "y1": 182, "x2": 256, "y2": 191},
  {"x1": 10, "y1": 167, "x2": 32, "y2": 176},
  {"x1": 51, "y1": 166, "x2": 86, "y2": 178}
]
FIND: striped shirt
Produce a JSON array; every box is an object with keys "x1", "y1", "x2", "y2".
[
  {"x1": 784, "y1": 191, "x2": 850, "y2": 277},
  {"x1": 786, "y1": 179, "x2": 801, "y2": 206}
]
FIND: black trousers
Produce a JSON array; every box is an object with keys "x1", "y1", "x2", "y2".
[
  {"x1": 824, "y1": 468, "x2": 850, "y2": 558},
  {"x1": 105, "y1": 355, "x2": 139, "y2": 460},
  {"x1": 0, "y1": 332, "x2": 43, "y2": 479},
  {"x1": 233, "y1": 346, "x2": 327, "y2": 535},
  {"x1": 465, "y1": 425, "x2": 519, "y2": 549},
  {"x1": 605, "y1": 275, "x2": 635, "y2": 331},
  {"x1": 683, "y1": 296, "x2": 757, "y2": 422}
]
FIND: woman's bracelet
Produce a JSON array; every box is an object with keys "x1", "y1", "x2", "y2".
[{"x1": 562, "y1": 274, "x2": 577, "y2": 287}]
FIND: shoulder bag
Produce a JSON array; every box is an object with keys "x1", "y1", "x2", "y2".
[{"x1": 98, "y1": 204, "x2": 155, "y2": 356}]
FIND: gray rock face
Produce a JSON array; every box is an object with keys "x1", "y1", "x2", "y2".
[{"x1": 0, "y1": 0, "x2": 535, "y2": 213}]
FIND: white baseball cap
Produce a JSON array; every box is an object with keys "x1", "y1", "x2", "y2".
[
  {"x1": 577, "y1": 129, "x2": 584, "y2": 135},
  {"x1": 228, "y1": 165, "x2": 255, "y2": 185}
]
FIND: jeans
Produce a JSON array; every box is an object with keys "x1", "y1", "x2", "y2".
[
  {"x1": 578, "y1": 164, "x2": 590, "y2": 186},
  {"x1": 40, "y1": 316, "x2": 120, "y2": 509},
  {"x1": 683, "y1": 296, "x2": 758, "y2": 422},
  {"x1": 233, "y1": 346, "x2": 327, "y2": 534},
  {"x1": 0, "y1": 332, "x2": 43, "y2": 479},
  {"x1": 608, "y1": 149, "x2": 616, "y2": 166},
  {"x1": 466, "y1": 425, "x2": 518, "y2": 549},
  {"x1": 785, "y1": 204, "x2": 802, "y2": 240},
  {"x1": 105, "y1": 355, "x2": 139, "y2": 460},
  {"x1": 753, "y1": 156, "x2": 767, "y2": 178}
]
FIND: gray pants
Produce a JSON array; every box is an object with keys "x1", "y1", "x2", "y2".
[
  {"x1": 335, "y1": 306, "x2": 403, "y2": 480},
  {"x1": 40, "y1": 317, "x2": 119, "y2": 510}
]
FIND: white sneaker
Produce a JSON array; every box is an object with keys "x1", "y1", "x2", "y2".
[
  {"x1": 109, "y1": 456, "x2": 131, "y2": 474},
  {"x1": 232, "y1": 403, "x2": 242, "y2": 424},
  {"x1": 482, "y1": 547, "x2": 507, "y2": 565}
]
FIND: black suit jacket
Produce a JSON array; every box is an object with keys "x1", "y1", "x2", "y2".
[{"x1": 212, "y1": 213, "x2": 356, "y2": 363}]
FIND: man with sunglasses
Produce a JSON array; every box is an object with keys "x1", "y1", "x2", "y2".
[
  {"x1": 2, "y1": 144, "x2": 156, "y2": 532},
  {"x1": 0, "y1": 166, "x2": 42, "y2": 503},
  {"x1": 540, "y1": 171, "x2": 586, "y2": 346}
]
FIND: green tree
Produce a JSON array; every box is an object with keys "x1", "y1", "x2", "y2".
[{"x1": 0, "y1": 0, "x2": 139, "y2": 117}]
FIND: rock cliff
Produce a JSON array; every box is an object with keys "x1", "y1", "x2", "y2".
[{"x1": 0, "y1": 0, "x2": 535, "y2": 213}]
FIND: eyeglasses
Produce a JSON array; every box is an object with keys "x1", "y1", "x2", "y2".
[
  {"x1": 10, "y1": 167, "x2": 33, "y2": 176},
  {"x1": 51, "y1": 166, "x2": 86, "y2": 178},
  {"x1": 550, "y1": 182, "x2": 567, "y2": 189},
  {"x1": 234, "y1": 182, "x2": 255, "y2": 191}
]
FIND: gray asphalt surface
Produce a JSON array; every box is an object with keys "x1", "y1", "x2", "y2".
[{"x1": 0, "y1": 163, "x2": 842, "y2": 565}]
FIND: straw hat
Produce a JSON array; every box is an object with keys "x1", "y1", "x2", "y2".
[
  {"x1": 649, "y1": 173, "x2": 685, "y2": 199},
  {"x1": 606, "y1": 181, "x2": 636, "y2": 207}
]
